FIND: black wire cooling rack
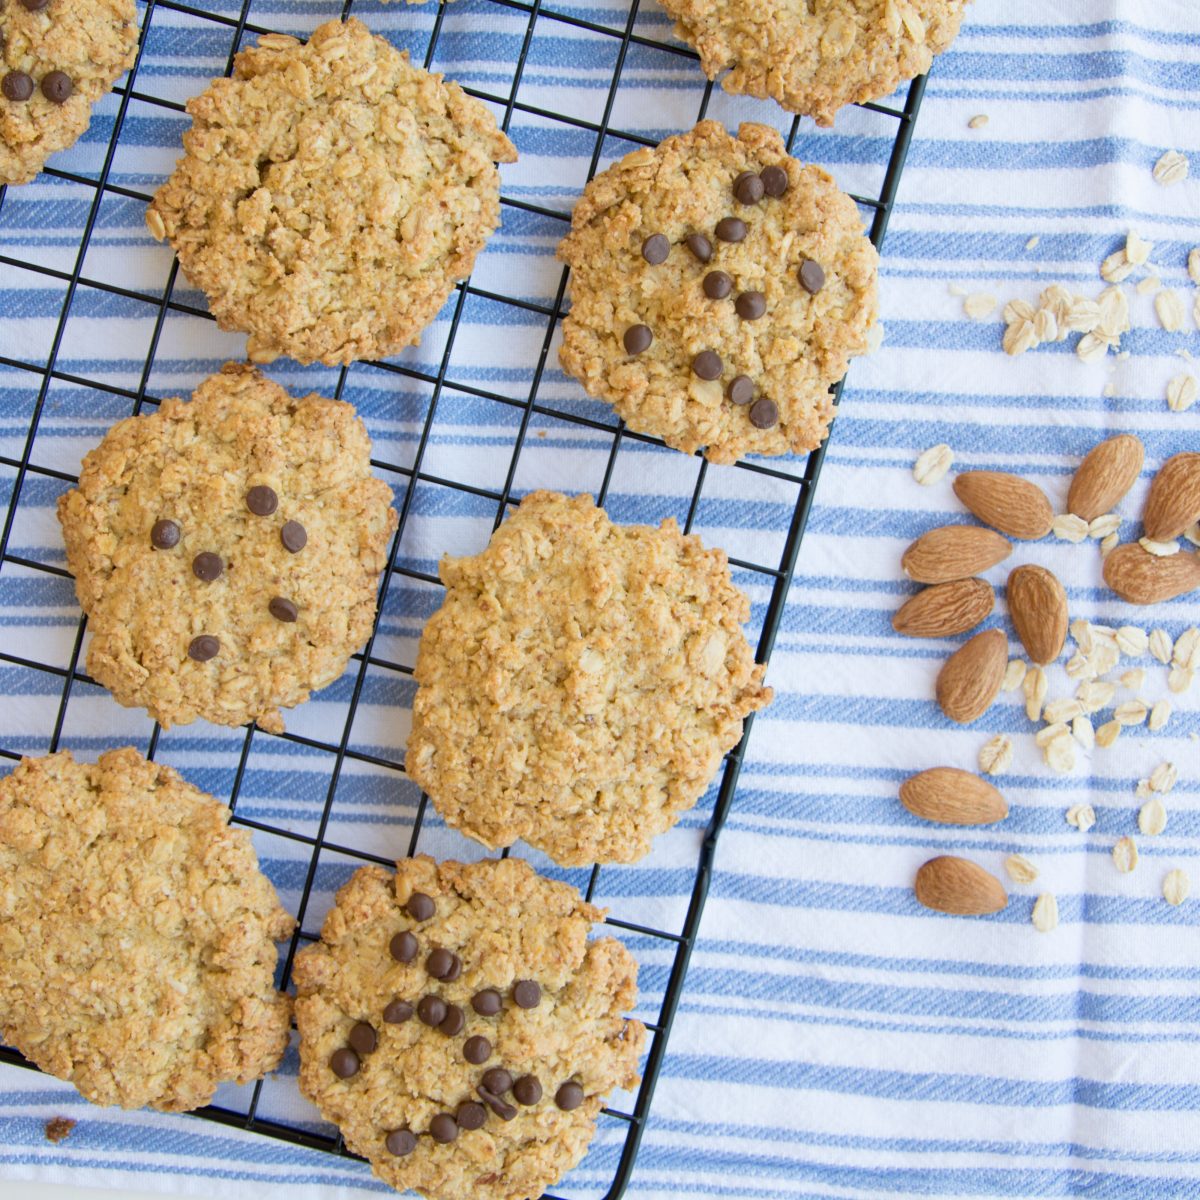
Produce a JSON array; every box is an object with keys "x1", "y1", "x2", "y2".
[{"x1": 0, "y1": 1, "x2": 927, "y2": 1195}]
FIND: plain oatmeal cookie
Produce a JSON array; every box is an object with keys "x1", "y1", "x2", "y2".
[
  {"x1": 0, "y1": 747, "x2": 294, "y2": 1111},
  {"x1": 57, "y1": 362, "x2": 397, "y2": 733},
  {"x1": 558, "y1": 121, "x2": 879, "y2": 464},
  {"x1": 658, "y1": 0, "x2": 971, "y2": 125},
  {"x1": 0, "y1": 0, "x2": 139, "y2": 186},
  {"x1": 406, "y1": 491, "x2": 772, "y2": 865},
  {"x1": 293, "y1": 855, "x2": 645, "y2": 1200},
  {"x1": 146, "y1": 18, "x2": 517, "y2": 365}
]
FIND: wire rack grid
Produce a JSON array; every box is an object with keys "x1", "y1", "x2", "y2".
[{"x1": 0, "y1": 1, "x2": 927, "y2": 1196}]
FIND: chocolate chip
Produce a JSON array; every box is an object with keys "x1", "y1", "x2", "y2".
[
  {"x1": 429, "y1": 1114, "x2": 458, "y2": 1144},
  {"x1": 150, "y1": 519, "x2": 180, "y2": 550},
  {"x1": 691, "y1": 351, "x2": 723, "y2": 381},
  {"x1": 2, "y1": 72, "x2": 34, "y2": 102},
  {"x1": 685, "y1": 233, "x2": 712, "y2": 263},
  {"x1": 383, "y1": 998, "x2": 413, "y2": 1024},
  {"x1": 456, "y1": 1101, "x2": 486, "y2": 1131},
  {"x1": 760, "y1": 165, "x2": 789, "y2": 197},
  {"x1": 733, "y1": 171, "x2": 765, "y2": 205},
  {"x1": 623, "y1": 324, "x2": 652, "y2": 355},
  {"x1": 463, "y1": 1035, "x2": 491, "y2": 1065},
  {"x1": 191, "y1": 552, "x2": 223, "y2": 582},
  {"x1": 417, "y1": 995, "x2": 446, "y2": 1027},
  {"x1": 641, "y1": 233, "x2": 669, "y2": 265},
  {"x1": 268, "y1": 596, "x2": 297, "y2": 623},
  {"x1": 438, "y1": 1003, "x2": 465, "y2": 1038},
  {"x1": 749, "y1": 397, "x2": 779, "y2": 429},
  {"x1": 727, "y1": 375, "x2": 755, "y2": 406},
  {"x1": 481, "y1": 1067, "x2": 513, "y2": 1095},
  {"x1": 555, "y1": 1081, "x2": 585, "y2": 1111},
  {"x1": 512, "y1": 980, "x2": 541, "y2": 1009},
  {"x1": 476, "y1": 1084, "x2": 517, "y2": 1122},
  {"x1": 280, "y1": 520, "x2": 307, "y2": 553},
  {"x1": 187, "y1": 635, "x2": 219, "y2": 662},
  {"x1": 798, "y1": 259, "x2": 826, "y2": 295},
  {"x1": 348, "y1": 1022, "x2": 377, "y2": 1055},
  {"x1": 426, "y1": 948, "x2": 461, "y2": 981},
  {"x1": 20, "y1": 0, "x2": 52, "y2": 9},
  {"x1": 715, "y1": 217, "x2": 747, "y2": 243},
  {"x1": 405, "y1": 892, "x2": 435, "y2": 922},
  {"x1": 703, "y1": 271, "x2": 733, "y2": 300},
  {"x1": 513, "y1": 1074, "x2": 542, "y2": 1106},
  {"x1": 735, "y1": 291, "x2": 766, "y2": 320},
  {"x1": 390, "y1": 931, "x2": 418, "y2": 963},
  {"x1": 40, "y1": 71, "x2": 72, "y2": 105},
  {"x1": 385, "y1": 1128, "x2": 416, "y2": 1157},
  {"x1": 471, "y1": 989, "x2": 502, "y2": 1016},
  {"x1": 329, "y1": 1047, "x2": 359, "y2": 1078},
  {"x1": 245, "y1": 485, "x2": 278, "y2": 516}
]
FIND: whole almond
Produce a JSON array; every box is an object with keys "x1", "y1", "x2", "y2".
[
  {"x1": 1007, "y1": 564, "x2": 1068, "y2": 664},
  {"x1": 915, "y1": 856, "x2": 1008, "y2": 915},
  {"x1": 902, "y1": 526, "x2": 1012, "y2": 584},
  {"x1": 936, "y1": 628, "x2": 1008, "y2": 723},
  {"x1": 1067, "y1": 433, "x2": 1145, "y2": 521},
  {"x1": 954, "y1": 471, "x2": 1055, "y2": 540},
  {"x1": 1103, "y1": 543, "x2": 1200, "y2": 604},
  {"x1": 1143, "y1": 452, "x2": 1200, "y2": 541},
  {"x1": 900, "y1": 767, "x2": 1008, "y2": 825},
  {"x1": 893, "y1": 578, "x2": 995, "y2": 639}
]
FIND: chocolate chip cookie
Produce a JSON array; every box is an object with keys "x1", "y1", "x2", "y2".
[
  {"x1": 146, "y1": 18, "x2": 517, "y2": 366},
  {"x1": 558, "y1": 121, "x2": 879, "y2": 464},
  {"x1": 57, "y1": 362, "x2": 398, "y2": 733},
  {"x1": 659, "y1": 0, "x2": 970, "y2": 125},
  {"x1": 0, "y1": 0, "x2": 139, "y2": 186},
  {"x1": 406, "y1": 491, "x2": 772, "y2": 865},
  {"x1": 293, "y1": 855, "x2": 645, "y2": 1200},
  {"x1": 0, "y1": 747, "x2": 294, "y2": 1111}
]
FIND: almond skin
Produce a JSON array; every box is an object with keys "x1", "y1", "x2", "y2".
[
  {"x1": 953, "y1": 471, "x2": 1054, "y2": 540},
  {"x1": 1104, "y1": 542, "x2": 1200, "y2": 604},
  {"x1": 915, "y1": 856, "x2": 1008, "y2": 915},
  {"x1": 936, "y1": 628, "x2": 1008, "y2": 723},
  {"x1": 893, "y1": 578, "x2": 995, "y2": 639},
  {"x1": 1143, "y1": 452, "x2": 1200, "y2": 541},
  {"x1": 1067, "y1": 433, "x2": 1145, "y2": 521},
  {"x1": 902, "y1": 525, "x2": 1012, "y2": 584},
  {"x1": 901, "y1": 767, "x2": 1008, "y2": 825},
  {"x1": 1007, "y1": 564, "x2": 1068, "y2": 664}
]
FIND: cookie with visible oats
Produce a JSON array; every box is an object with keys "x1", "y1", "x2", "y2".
[
  {"x1": 558, "y1": 121, "x2": 878, "y2": 464},
  {"x1": 659, "y1": 0, "x2": 970, "y2": 125},
  {"x1": 406, "y1": 491, "x2": 772, "y2": 865},
  {"x1": 57, "y1": 362, "x2": 397, "y2": 733},
  {"x1": 0, "y1": 0, "x2": 139, "y2": 186},
  {"x1": 0, "y1": 747, "x2": 294, "y2": 1111},
  {"x1": 146, "y1": 18, "x2": 517, "y2": 366},
  {"x1": 293, "y1": 855, "x2": 645, "y2": 1200}
]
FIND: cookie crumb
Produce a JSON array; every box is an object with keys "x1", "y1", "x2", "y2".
[{"x1": 44, "y1": 1117, "x2": 76, "y2": 1144}]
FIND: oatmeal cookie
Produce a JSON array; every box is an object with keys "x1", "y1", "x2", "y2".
[
  {"x1": 0, "y1": 0, "x2": 139, "y2": 186},
  {"x1": 57, "y1": 362, "x2": 398, "y2": 733},
  {"x1": 146, "y1": 18, "x2": 517, "y2": 366},
  {"x1": 293, "y1": 855, "x2": 645, "y2": 1200},
  {"x1": 407, "y1": 491, "x2": 772, "y2": 865},
  {"x1": 659, "y1": 0, "x2": 970, "y2": 125},
  {"x1": 0, "y1": 747, "x2": 294, "y2": 1111},
  {"x1": 558, "y1": 121, "x2": 879, "y2": 464}
]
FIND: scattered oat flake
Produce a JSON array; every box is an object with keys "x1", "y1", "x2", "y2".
[
  {"x1": 1150, "y1": 762, "x2": 1178, "y2": 794},
  {"x1": 44, "y1": 1117, "x2": 75, "y2": 1145},
  {"x1": 1116, "y1": 625, "x2": 1149, "y2": 657},
  {"x1": 1100, "y1": 532, "x2": 1119, "y2": 557},
  {"x1": 1189, "y1": 248, "x2": 1200, "y2": 285},
  {"x1": 1044, "y1": 732, "x2": 1077, "y2": 773},
  {"x1": 1174, "y1": 628, "x2": 1200, "y2": 670},
  {"x1": 1026, "y1": 236, "x2": 1040, "y2": 250},
  {"x1": 913, "y1": 443, "x2": 953, "y2": 486},
  {"x1": 979, "y1": 734, "x2": 1014, "y2": 776},
  {"x1": 1096, "y1": 720, "x2": 1122, "y2": 748},
  {"x1": 1066, "y1": 803, "x2": 1097, "y2": 832},
  {"x1": 1076, "y1": 331, "x2": 1110, "y2": 363},
  {"x1": 1113, "y1": 836, "x2": 1139, "y2": 874},
  {"x1": 1088, "y1": 514, "x2": 1121, "y2": 540},
  {"x1": 1031, "y1": 893, "x2": 1059, "y2": 933},
  {"x1": 1072, "y1": 714, "x2": 1095, "y2": 750},
  {"x1": 1052, "y1": 513, "x2": 1089, "y2": 543},
  {"x1": 1024, "y1": 665, "x2": 1048, "y2": 721},
  {"x1": 1149, "y1": 700, "x2": 1172, "y2": 732},
  {"x1": 1136, "y1": 778, "x2": 1154, "y2": 800},
  {"x1": 1100, "y1": 249, "x2": 1134, "y2": 284},
  {"x1": 964, "y1": 292, "x2": 997, "y2": 320},
  {"x1": 1003, "y1": 659, "x2": 1028, "y2": 692},
  {"x1": 1003, "y1": 298, "x2": 1035, "y2": 324},
  {"x1": 968, "y1": 113, "x2": 989, "y2": 129},
  {"x1": 1153, "y1": 149, "x2": 1190, "y2": 185},
  {"x1": 1101, "y1": 382, "x2": 1117, "y2": 399},
  {"x1": 1156, "y1": 289, "x2": 1186, "y2": 332},
  {"x1": 1164, "y1": 869, "x2": 1191, "y2": 907},
  {"x1": 1004, "y1": 318, "x2": 1039, "y2": 356},
  {"x1": 1168, "y1": 374, "x2": 1198, "y2": 413},
  {"x1": 1114, "y1": 700, "x2": 1149, "y2": 726},
  {"x1": 1140, "y1": 537, "x2": 1180, "y2": 557},
  {"x1": 1120, "y1": 668, "x2": 1146, "y2": 693},
  {"x1": 1168, "y1": 667, "x2": 1194, "y2": 694},
  {"x1": 1006, "y1": 854, "x2": 1038, "y2": 885},
  {"x1": 1044, "y1": 698, "x2": 1084, "y2": 725},
  {"x1": 1125, "y1": 231, "x2": 1152, "y2": 265},
  {"x1": 1150, "y1": 629, "x2": 1173, "y2": 665},
  {"x1": 1139, "y1": 797, "x2": 1168, "y2": 836},
  {"x1": 1135, "y1": 275, "x2": 1161, "y2": 295}
]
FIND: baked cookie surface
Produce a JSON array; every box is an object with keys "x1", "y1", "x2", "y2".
[
  {"x1": 146, "y1": 18, "x2": 517, "y2": 366},
  {"x1": 57, "y1": 362, "x2": 398, "y2": 733},
  {"x1": 293, "y1": 855, "x2": 645, "y2": 1200},
  {"x1": 659, "y1": 0, "x2": 970, "y2": 125},
  {"x1": 0, "y1": 0, "x2": 139, "y2": 186},
  {"x1": 0, "y1": 747, "x2": 294, "y2": 1111},
  {"x1": 407, "y1": 491, "x2": 772, "y2": 865},
  {"x1": 558, "y1": 121, "x2": 879, "y2": 464}
]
